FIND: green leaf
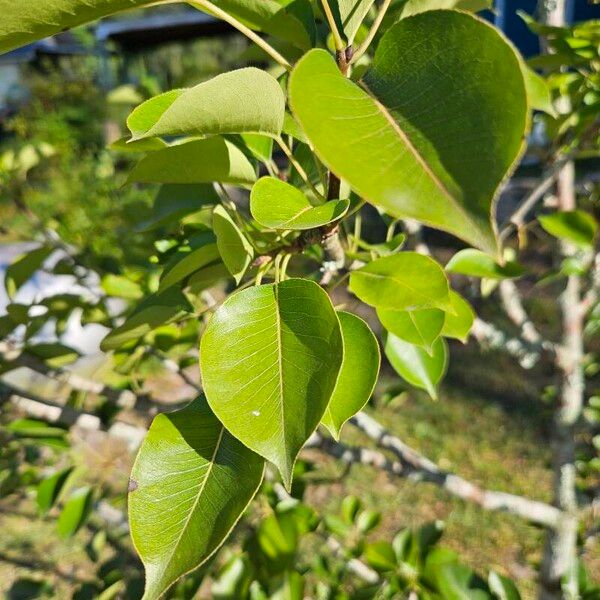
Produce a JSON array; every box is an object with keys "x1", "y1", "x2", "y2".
[
  {"x1": 159, "y1": 239, "x2": 220, "y2": 292},
  {"x1": 489, "y1": 571, "x2": 522, "y2": 600},
  {"x1": 200, "y1": 279, "x2": 343, "y2": 489},
  {"x1": 37, "y1": 467, "x2": 73, "y2": 515},
  {"x1": 6, "y1": 419, "x2": 66, "y2": 439},
  {"x1": 441, "y1": 291, "x2": 474, "y2": 343},
  {"x1": 128, "y1": 69, "x2": 285, "y2": 141},
  {"x1": 378, "y1": 307, "x2": 445, "y2": 353},
  {"x1": 57, "y1": 486, "x2": 93, "y2": 538},
  {"x1": 522, "y1": 67, "x2": 557, "y2": 116},
  {"x1": 321, "y1": 312, "x2": 380, "y2": 439},
  {"x1": 129, "y1": 397, "x2": 264, "y2": 600},
  {"x1": 384, "y1": 334, "x2": 447, "y2": 399},
  {"x1": 101, "y1": 274, "x2": 144, "y2": 300},
  {"x1": 333, "y1": 0, "x2": 376, "y2": 44},
  {"x1": 138, "y1": 184, "x2": 220, "y2": 231},
  {"x1": 0, "y1": 0, "x2": 157, "y2": 54},
  {"x1": 127, "y1": 138, "x2": 257, "y2": 185},
  {"x1": 189, "y1": 262, "x2": 232, "y2": 292},
  {"x1": 539, "y1": 210, "x2": 598, "y2": 248},
  {"x1": 26, "y1": 343, "x2": 80, "y2": 368},
  {"x1": 445, "y1": 249, "x2": 525, "y2": 279},
  {"x1": 100, "y1": 287, "x2": 192, "y2": 351},
  {"x1": 396, "y1": 0, "x2": 492, "y2": 18},
  {"x1": 5, "y1": 245, "x2": 52, "y2": 298},
  {"x1": 213, "y1": 205, "x2": 254, "y2": 284},
  {"x1": 365, "y1": 541, "x2": 397, "y2": 572},
  {"x1": 349, "y1": 253, "x2": 451, "y2": 312},
  {"x1": 289, "y1": 11, "x2": 529, "y2": 256},
  {"x1": 250, "y1": 177, "x2": 349, "y2": 230}
]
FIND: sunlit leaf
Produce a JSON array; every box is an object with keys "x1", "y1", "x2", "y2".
[
  {"x1": 129, "y1": 397, "x2": 264, "y2": 600},
  {"x1": 37, "y1": 467, "x2": 73, "y2": 515},
  {"x1": 441, "y1": 291, "x2": 475, "y2": 343},
  {"x1": 200, "y1": 279, "x2": 343, "y2": 488},
  {"x1": 321, "y1": 312, "x2": 380, "y2": 439},
  {"x1": 445, "y1": 249, "x2": 525, "y2": 279},
  {"x1": 57, "y1": 487, "x2": 93, "y2": 538},
  {"x1": 213, "y1": 205, "x2": 254, "y2": 284},
  {"x1": 378, "y1": 307, "x2": 445, "y2": 353},
  {"x1": 539, "y1": 210, "x2": 597, "y2": 248},
  {"x1": 250, "y1": 177, "x2": 348, "y2": 230}
]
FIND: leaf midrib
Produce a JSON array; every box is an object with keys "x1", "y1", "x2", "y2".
[
  {"x1": 359, "y1": 79, "x2": 480, "y2": 235},
  {"x1": 272, "y1": 284, "x2": 288, "y2": 476},
  {"x1": 152, "y1": 425, "x2": 225, "y2": 590}
]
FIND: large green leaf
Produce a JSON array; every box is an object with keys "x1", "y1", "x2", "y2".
[
  {"x1": 349, "y1": 253, "x2": 451, "y2": 311},
  {"x1": 128, "y1": 69, "x2": 285, "y2": 141},
  {"x1": 5, "y1": 245, "x2": 52, "y2": 298},
  {"x1": 213, "y1": 205, "x2": 254, "y2": 284},
  {"x1": 200, "y1": 279, "x2": 343, "y2": 488},
  {"x1": 129, "y1": 397, "x2": 264, "y2": 600},
  {"x1": 378, "y1": 307, "x2": 444, "y2": 353},
  {"x1": 384, "y1": 334, "x2": 447, "y2": 399},
  {"x1": 289, "y1": 11, "x2": 529, "y2": 255},
  {"x1": 0, "y1": 0, "x2": 158, "y2": 54},
  {"x1": 127, "y1": 138, "x2": 257, "y2": 185},
  {"x1": 321, "y1": 312, "x2": 380, "y2": 439},
  {"x1": 250, "y1": 177, "x2": 349, "y2": 230}
]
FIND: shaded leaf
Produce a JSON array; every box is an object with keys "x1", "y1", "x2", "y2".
[
  {"x1": 441, "y1": 291, "x2": 474, "y2": 343},
  {"x1": 445, "y1": 249, "x2": 525, "y2": 279},
  {"x1": 321, "y1": 312, "x2": 380, "y2": 439},
  {"x1": 57, "y1": 487, "x2": 93, "y2": 538},
  {"x1": 378, "y1": 307, "x2": 445, "y2": 353},
  {"x1": 26, "y1": 343, "x2": 80, "y2": 368},
  {"x1": 489, "y1": 571, "x2": 522, "y2": 600},
  {"x1": 385, "y1": 334, "x2": 447, "y2": 399},
  {"x1": 127, "y1": 138, "x2": 257, "y2": 185},
  {"x1": 539, "y1": 210, "x2": 597, "y2": 248},
  {"x1": 213, "y1": 205, "x2": 254, "y2": 284},
  {"x1": 129, "y1": 397, "x2": 264, "y2": 600},
  {"x1": 5, "y1": 245, "x2": 52, "y2": 298},
  {"x1": 250, "y1": 177, "x2": 348, "y2": 230},
  {"x1": 200, "y1": 279, "x2": 343, "y2": 488}
]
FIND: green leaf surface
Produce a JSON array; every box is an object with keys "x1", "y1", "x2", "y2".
[
  {"x1": 26, "y1": 343, "x2": 80, "y2": 368},
  {"x1": 289, "y1": 11, "x2": 529, "y2": 255},
  {"x1": 188, "y1": 262, "x2": 232, "y2": 292},
  {"x1": 365, "y1": 541, "x2": 397, "y2": 572},
  {"x1": 37, "y1": 467, "x2": 73, "y2": 515},
  {"x1": 129, "y1": 69, "x2": 285, "y2": 141},
  {"x1": 101, "y1": 274, "x2": 144, "y2": 299},
  {"x1": 0, "y1": 0, "x2": 157, "y2": 54},
  {"x1": 127, "y1": 138, "x2": 257, "y2": 185},
  {"x1": 539, "y1": 210, "x2": 598, "y2": 248},
  {"x1": 441, "y1": 291, "x2": 474, "y2": 343},
  {"x1": 396, "y1": 0, "x2": 491, "y2": 18},
  {"x1": 129, "y1": 397, "x2": 264, "y2": 600},
  {"x1": 200, "y1": 279, "x2": 343, "y2": 488},
  {"x1": 384, "y1": 334, "x2": 448, "y2": 399},
  {"x1": 489, "y1": 571, "x2": 522, "y2": 600},
  {"x1": 445, "y1": 249, "x2": 525, "y2": 279},
  {"x1": 213, "y1": 205, "x2": 254, "y2": 284},
  {"x1": 57, "y1": 487, "x2": 93, "y2": 538},
  {"x1": 6, "y1": 419, "x2": 66, "y2": 439},
  {"x1": 159, "y1": 238, "x2": 221, "y2": 292},
  {"x1": 250, "y1": 177, "x2": 349, "y2": 230},
  {"x1": 378, "y1": 307, "x2": 445, "y2": 353},
  {"x1": 349, "y1": 253, "x2": 451, "y2": 311},
  {"x1": 100, "y1": 288, "x2": 192, "y2": 351},
  {"x1": 523, "y1": 67, "x2": 557, "y2": 116},
  {"x1": 321, "y1": 312, "x2": 380, "y2": 439},
  {"x1": 5, "y1": 246, "x2": 52, "y2": 298}
]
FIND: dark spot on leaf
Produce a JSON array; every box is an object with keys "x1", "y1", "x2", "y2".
[{"x1": 128, "y1": 479, "x2": 138, "y2": 493}]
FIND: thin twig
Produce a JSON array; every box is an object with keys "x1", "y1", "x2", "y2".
[
  {"x1": 320, "y1": 0, "x2": 345, "y2": 51},
  {"x1": 188, "y1": 0, "x2": 292, "y2": 71},
  {"x1": 350, "y1": 0, "x2": 393, "y2": 65}
]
